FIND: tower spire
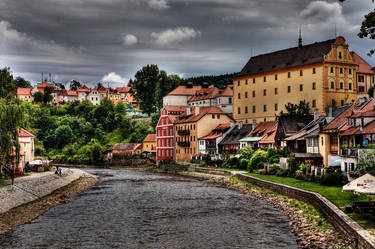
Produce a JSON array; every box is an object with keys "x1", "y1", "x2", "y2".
[{"x1": 298, "y1": 27, "x2": 302, "y2": 47}]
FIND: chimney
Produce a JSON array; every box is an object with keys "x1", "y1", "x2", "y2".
[
  {"x1": 195, "y1": 106, "x2": 200, "y2": 116},
  {"x1": 328, "y1": 107, "x2": 333, "y2": 117},
  {"x1": 252, "y1": 119, "x2": 257, "y2": 128},
  {"x1": 314, "y1": 110, "x2": 319, "y2": 121},
  {"x1": 230, "y1": 120, "x2": 235, "y2": 128},
  {"x1": 238, "y1": 121, "x2": 243, "y2": 130},
  {"x1": 186, "y1": 107, "x2": 191, "y2": 116}
]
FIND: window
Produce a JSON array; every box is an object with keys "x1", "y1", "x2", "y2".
[
  {"x1": 358, "y1": 75, "x2": 365, "y2": 82},
  {"x1": 217, "y1": 114, "x2": 220, "y2": 119},
  {"x1": 252, "y1": 91, "x2": 255, "y2": 97},
  {"x1": 252, "y1": 105, "x2": 256, "y2": 113},
  {"x1": 349, "y1": 83, "x2": 352, "y2": 90},
  {"x1": 288, "y1": 72, "x2": 291, "y2": 78},
  {"x1": 340, "y1": 82, "x2": 343, "y2": 89},
  {"x1": 287, "y1": 86, "x2": 291, "y2": 93},
  {"x1": 341, "y1": 100, "x2": 344, "y2": 106},
  {"x1": 263, "y1": 104, "x2": 267, "y2": 112},
  {"x1": 339, "y1": 52, "x2": 342, "y2": 59},
  {"x1": 275, "y1": 74, "x2": 278, "y2": 80},
  {"x1": 321, "y1": 137, "x2": 324, "y2": 146},
  {"x1": 312, "y1": 100, "x2": 316, "y2": 108},
  {"x1": 312, "y1": 82, "x2": 316, "y2": 90},
  {"x1": 300, "y1": 70, "x2": 303, "y2": 76},
  {"x1": 245, "y1": 79, "x2": 248, "y2": 85},
  {"x1": 349, "y1": 68, "x2": 352, "y2": 75},
  {"x1": 299, "y1": 84, "x2": 303, "y2": 91},
  {"x1": 237, "y1": 107, "x2": 241, "y2": 114},
  {"x1": 263, "y1": 89, "x2": 267, "y2": 96},
  {"x1": 330, "y1": 82, "x2": 335, "y2": 89},
  {"x1": 340, "y1": 68, "x2": 343, "y2": 74},
  {"x1": 274, "y1": 103, "x2": 278, "y2": 111},
  {"x1": 358, "y1": 86, "x2": 365, "y2": 92},
  {"x1": 274, "y1": 88, "x2": 278, "y2": 95},
  {"x1": 245, "y1": 92, "x2": 248, "y2": 98},
  {"x1": 330, "y1": 67, "x2": 334, "y2": 73},
  {"x1": 264, "y1": 76, "x2": 266, "y2": 82},
  {"x1": 229, "y1": 97, "x2": 232, "y2": 104},
  {"x1": 238, "y1": 81, "x2": 240, "y2": 86},
  {"x1": 253, "y1": 78, "x2": 255, "y2": 84},
  {"x1": 312, "y1": 68, "x2": 316, "y2": 74},
  {"x1": 212, "y1": 114, "x2": 215, "y2": 119},
  {"x1": 245, "y1": 106, "x2": 248, "y2": 114},
  {"x1": 238, "y1": 93, "x2": 241, "y2": 99}
]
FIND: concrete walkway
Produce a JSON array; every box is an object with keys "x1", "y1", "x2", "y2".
[{"x1": 0, "y1": 168, "x2": 92, "y2": 214}]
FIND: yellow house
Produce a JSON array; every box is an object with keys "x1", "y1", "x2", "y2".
[
  {"x1": 17, "y1": 88, "x2": 33, "y2": 102},
  {"x1": 233, "y1": 36, "x2": 358, "y2": 123},
  {"x1": 143, "y1": 134, "x2": 156, "y2": 152},
  {"x1": 174, "y1": 106, "x2": 232, "y2": 162}
]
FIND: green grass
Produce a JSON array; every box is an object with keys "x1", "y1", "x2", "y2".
[
  {"x1": 199, "y1": 167, "x2": 243, "y2": 172},
  {"x1": 246, "y1": 173, "x2": 368, "y2": 209}
]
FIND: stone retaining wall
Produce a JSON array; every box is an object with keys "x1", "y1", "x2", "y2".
[
  {"x1": 0, "y1": 169, "x2": 90, "y2": 214},
  {"x1": 189, "y1": 167, "x2": 233, "y2": 176},
  {"x1": 235, "y1": 173, "x2": 375, "y2": 249}
]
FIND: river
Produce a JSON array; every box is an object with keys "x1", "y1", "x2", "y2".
[{"x1": 0, "y1": 169, "x2": 299, "y2": 249}]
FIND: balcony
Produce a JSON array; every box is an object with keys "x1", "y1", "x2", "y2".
[
  {"x1": 177, "y1": 141, "x2": 190, "y2": 147},
  {"x1": 341, "y1": 148, "x2": 358, "y2": 157},
  {"x1": 178, "y1": 130, "x2": 190, "y2": 136}
]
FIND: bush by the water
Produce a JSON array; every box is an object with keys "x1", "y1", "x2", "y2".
[
  {"x1": 268, "y1": 163, "x2": 280, "y2": 175},
  {"x1": 239, "y1": 159, "x2": 248, "y2": 170},
  {"x1": 320, "y1": 170, "x2": 346, "y2": 186},
  {"x1": 248, "y1": 150, "x2": 268, "y2": 171},
  {"x1": 227, "y1": 157, "x2": 239, "y2": 168}
]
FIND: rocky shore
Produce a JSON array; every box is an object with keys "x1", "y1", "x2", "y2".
[
  {"x1": 0, "y1": 169, "x2": 98, "y2": 235},
  {"x1": 180, "y1": 171, "x2": 353, "y2": 249}
]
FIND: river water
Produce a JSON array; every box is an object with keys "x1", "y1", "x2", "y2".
[{"x1": 0, "y1": 169, "x2": 299, "y2": 249}]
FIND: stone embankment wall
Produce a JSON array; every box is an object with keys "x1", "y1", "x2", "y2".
[
  {"x1": 0, "y1": 169, "x2": 90, "y2": 214},
  {"x1": 235, "y1": 173, "x2": 375, "y2": 249}
]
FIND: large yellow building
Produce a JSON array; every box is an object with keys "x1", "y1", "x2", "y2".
[
  {"x1": 233, "y1": 37, "x2": 358, "y2": 123},
  {"x1": 174, "y1": 106, "x2": 232, "y2": 162}
]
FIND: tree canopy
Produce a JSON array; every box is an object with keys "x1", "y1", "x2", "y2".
[
  {"x1": 279, "y1": 100, "x2": 311, "y2": 117},
  {"x1": 70, "y1": 80, "x2": 81, "y2": 90},
  {"x1": 13, "y1": 76, "x2": 32, "y2": 88}
]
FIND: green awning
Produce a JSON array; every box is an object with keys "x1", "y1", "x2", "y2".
[{"x1": 239, "y1": 136, "x2": 263, "y2": 142}]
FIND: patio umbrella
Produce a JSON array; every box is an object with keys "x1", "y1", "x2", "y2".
[
  {"x1": 342, "y1": 173, "x2": 375, "y2": 192},
  {"x1": 354, "y1": 181, "x2": 375, "y2": 196}
]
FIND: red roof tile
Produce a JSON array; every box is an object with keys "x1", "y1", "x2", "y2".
[
  {"x1": 77, "y1": 85, "x2": 91, "y2": 92},
  {"x1": 37, "y1": 82, "x2": 54, "y2": 88},
  {"x1": 168, "y1": 85, "x2": 203, "y2": 96},
  {"x1": 18, "y1": 128, "x2": 34, "y2": 137},
  {"x1": 97, "y1": 87, "x2": 107, "y2": 93},
  {"x1": 199, "y1": 123, "x2": 231, "y2": 140},
  {"x1": 363, "y1": 120, "x2": 375, "y2": 134},
  {"x1": 116, "y1": 87, "x2": 130, "y2": 93},
  {"x1": 125, "y1": 93, "x2": 136, "y2": 103},
  {"x1": 17, "y1": 88, "x2": 32, "y2": 95},
  {"x1": 249, "y1": 121, "x2": 278, "y2": 137},
  {"x1": 175, "y1": 106, "x2": 231, "y2": 124},
  {"x1": 143, "y1": 134, "x2": 156, "y2": 142},
  {"x1": 352, "y1": 52, "x2": 374, "y2": 74},
  {"x1": 66, "y1": 90, "x2": 78, "y2": 96}
]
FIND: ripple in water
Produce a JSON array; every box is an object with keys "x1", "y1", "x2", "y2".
[{"x1": 0, "y1": 169, "x2": 299, "y2": 249}]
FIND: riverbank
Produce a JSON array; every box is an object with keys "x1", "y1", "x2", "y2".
[
  {"x1": 0, "y1": 175, "x2": 98, "y2": 235},
  {"x1": 178, "y1": 170, "x2": 351, "y2": 249}
]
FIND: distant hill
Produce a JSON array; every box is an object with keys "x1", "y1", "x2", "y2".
[{"x1": 183, "y1": 73, "x2": 238, "y2": 87}]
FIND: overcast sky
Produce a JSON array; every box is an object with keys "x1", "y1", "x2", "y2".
[{"x1": 0, "y1": 0, "x2": 374, "y2": 88}]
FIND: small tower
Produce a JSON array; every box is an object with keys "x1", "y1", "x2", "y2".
[{"x1": 298, "y1": 27, "x2": 302, "y2": 47}]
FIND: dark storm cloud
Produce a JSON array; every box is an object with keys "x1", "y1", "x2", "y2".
[{"x1": 0, "y1": 0, "x2": 374, "y2": 87}]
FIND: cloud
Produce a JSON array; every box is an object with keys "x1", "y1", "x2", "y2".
[
  {"x1": 123, "y1": 34, "x2": 137, "y2": 45},
  {"x1": 300, "y1": 1, "x2": 342, "y2": 23},
  {"x1": 148, "y1": 0, "x2": 169, "y2": 10},
  {"x1": 151, "y1": 27, "x2": 201, "y2": 46},
  {"x1": 101, "y1": 72, "x2": 126, "y2": 85},
  {"x1": 0, "y1": 20, "x2": 27, "y2": 44}
]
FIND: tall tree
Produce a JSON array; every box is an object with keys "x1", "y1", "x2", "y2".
[
  {"x1": 43, "y1": 86, "x2": 54, "y2": 104},
  {"x1": 13, "y1": 76, "x2": 32, "y2": 88},
  {"x1": 0, "y1": 67, "x2": 16, "y2": 99},
  {"x1": 70, "y1": 80, "x2": 81, "y2": 90}
]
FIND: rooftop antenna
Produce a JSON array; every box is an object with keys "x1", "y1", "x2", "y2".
[
  {"x1": 298, "y1": 27, "x2": 302, "y2": 47},
  {"x1": 251, "y1": 47, "x2": 254, "y2": 58},
  {"x1": 41, "y1": 73, "x2": 43, "y2": 83},
  {"x1": 334, "y1": 23, "x2": 337, "y2": 38},
  {"x1": 49, "y1": 73, "x2": 51, "y2": 82}
]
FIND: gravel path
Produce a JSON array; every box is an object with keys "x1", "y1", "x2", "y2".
[{"x1": 0, "y1": 168, "x2": 90, "y2": 214}]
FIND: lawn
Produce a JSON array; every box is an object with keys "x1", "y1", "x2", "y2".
[
  {"x1": 199, "y1": 167, "x2": 244, "y2": 172},
  {"x1": 246, "y1": 173, "x2": 368, "y2": 208}
]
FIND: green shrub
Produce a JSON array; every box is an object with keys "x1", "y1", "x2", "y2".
[
  {"x1": 269, "y1": 163, "x2": 280, "y2": 175},
  {"x1": 215, "y1": 159, "x2": 223, "y2": 167},
  {"x1": 266, "y1": 147, "x2": 282, "y2": 164},
  {"x1": 276, "y1": 169, "x2": 288, "y2": 177},
  {"x1": 227, "y1": 157, "x2": 239, "y2": 168},
  {"x1": 320, "y1": 170, "x2": 346, "y2": 186},
  {"x1": 287, "y1": 153, "x2": 297, "y2": 176},
  {"x1": 238, "y1": 146, "x2": 254, "y2": 159},
  {"x1": 299, "y1": 162, "x2": 311, "y2": 175},
  {"x1": 248, "y1": 150, "x2": 268, "y2": 171},
  {"x1": 205, "y1": 154, "x2": 212, "y2": 166},
  {"x1": 239, "y1": 159, "x2": 248, "y2": 170}
]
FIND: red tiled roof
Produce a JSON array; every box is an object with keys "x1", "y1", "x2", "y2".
[
  {"x1": 116, "y1": 87, "x2": 130, "y2": 93},
  {"x1": 97, "y1": 87, "x2": 107, "y2": 93},
  {"x1": 77, "y1": 85, "x2": 91, "y2": 92},
  {"x1": 363, "y1": 120, "x2": 375, "y2": 134},
  {"x1": 163, "y1": 105, "x2": 188, "y2": 122},
  {"x1": 199, "y1": 123, "x2": 231, "y2": 140},
  {"x1": 175, "y1": 106, "x2": 230, "y2": 124},
  {"x1": 249, "y1": 121, "x2": 278, "y2": 137},
  {"x1": 66, "y1": 90, "x2": 78, "y2": 96},
  {"x1": 352, "y1": 52, "x2": 374, "y2": 74},
  {"x1": 168, "y1": 85, "x2": 203, "y2": 96},
  {"x1": 188, "y1": 86, "x2": 233, "y2": 103},
  {"x1": 18, "y1": 128, "x2": 34, "y2": 137},
  {"x1": 259, "y1": 128, "x2": 277, "y2": 144},
  {"x1": 17, "y1": 88, "x2": 32, "y2": 95},
  {"x1": 323, "y1": 105, "x2": 355, "y2": 131},
  {"x1": 218, "y1": 87, "x2": 233, "y2": 97},
  {"x1": 143, "y1": 134, "x2": 156, "y2": 142},
  {"x1": 124, "y1": 93, "x2": 137, "y2": 103},
  {"x1": 37, "y1": 82, "x2": 54, "y2": 88}
]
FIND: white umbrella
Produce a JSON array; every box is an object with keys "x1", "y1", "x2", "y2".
[
  {"x1": 354, "y1": 181, "x2": 375, "y2": 196},
  {"x1": 343, "y1": 173, "x2": 375, "y2": 192}
]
